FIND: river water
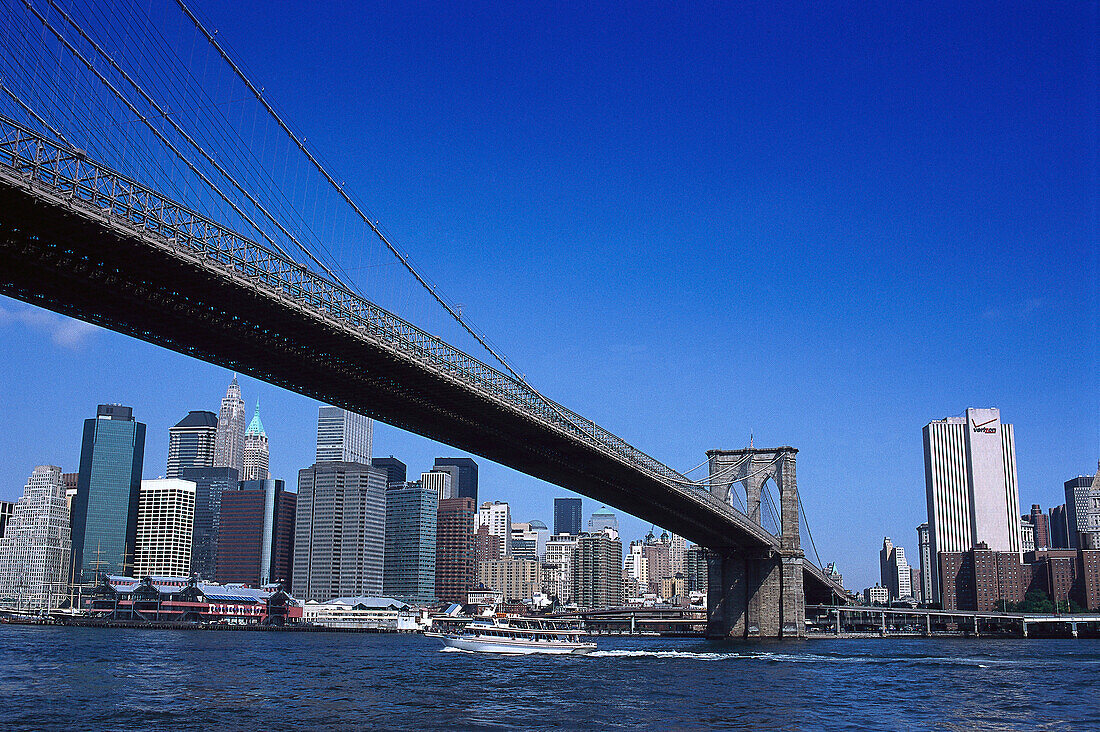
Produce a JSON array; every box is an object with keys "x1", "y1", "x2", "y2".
[{"x1": 1, "y1": 626, "x2": 1097, "y2": 730}]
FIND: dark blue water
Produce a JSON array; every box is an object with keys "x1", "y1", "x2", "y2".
[{"x1": 1, "y1": 626, "x2": 1098, "y2": 730}]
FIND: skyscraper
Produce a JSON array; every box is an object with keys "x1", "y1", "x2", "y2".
[
  {"x1": 923, "y1": 407, "x2": 1021, "y2": 601},
  {"x1": 554, "y1": 497, "x2": 582, "y2": 536},
  {"x1": 916, "y1": 522, "x2": 932, "y2": 604},
  {"x1": 242, "y1": 405, "x2": 270, "y2": 481},
  {"x1": 879, "y1": 537, "x2": 912, "y2": 601},
  {"x1": 383, "y1": 482, "x2": 438, "y2": 604},
  {"x1": 421, "y1": 470, "x2": 453, "y2": 501},
  {"x1": 166, "y1": 411, "x2": 217, "y2": 479},
  {"x1": 214, "y1": 377, "x2": 246, "y2": 476},
  {"x1": 71, "y1": 404, "x2": 146, "y2": 583},
  {"x1": 1050, "y1": 504, "x2": 1071, "y2": 549},
  {"x1": 218, "y1": 478, "x2": 296, "y2": 586},
  {"x1": 371, "y1": 457, "x2": 407, "y2": 485},
  {"x1": 573, "y1": 531, "x2": 622, "y2": 610},
  {"x1": 1028, "y1": 504, "x2": 1051, "y2": 550},
  {"x1": 1065, "y1": 469, "x2": 1099, "y2": 549},
  {"x1": 182, "y1": 466, "x2": 239, "y2": 580},
  {"x1": 293, "y1": 462, "x2": 386, "y2": 601},
  {"x1": 436, "y1": 497, "x2": 475, "y2": 605},
  {"x1": 316, "y1": 406, "x2": 372, "y2": 463},
  {"x1": 432, "y1": 458, "x2": 478, "y2": 503},
  {"x1": 477, "y1": 501, "x2": 512, "y2": 556},
  {"x1": 0, "y1": 501, "x2": 13, "y2": 538},
  {"x1": 0, "y1": 466, "x2": 71, "y2": 609},
  {"x1": 588, "y1": 507, "x2": 618, "y2": 533},
  {"x1": 133, "y1": 478, "x2": 195, "y2": 577}
]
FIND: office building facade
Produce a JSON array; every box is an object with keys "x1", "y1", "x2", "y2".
[
  {"x1": 1027, "y1": 504, "x2": 1051, "y2": 550},
  {"x1": 134, "y1": 478, "x2": 196, "y2": 578},
  {"x1": 0, "y1": 466, "x2": 71, "y2": 609},
  {"x1": 436, "y1": 497, "x2": 475, "y2": 605},
  {"x1": 316, "y1": 406, "x2": 372, "y2": 464},
  {"x1": 553, "y1": 497, "x2": 582, "y2": 536},
  {"x1": 383, "y1": 482, "x2": 438, "y2": 604},
  {"x1": 293, "y1": 462, "x2": 386, "y2": 601},
  {"x1": 572, "y1": 531, "x2": 622, "y2": 610},
  {"x1": 476, "y1": 558, "x2": 541, "y2": 601},
  {"x1": 370, "y1": 457, "x2": 407, "y2": 485},
  {"x1": 166, "y1": 411, "x2": 217, "y2": 479},
  {"x1": 477, "y1": 501, "x2": 512, "y2": 556},
  {"x1": 214, "y1": 377, "x2": 246, "y2": 476},
  {"x1": 588, "y1": 507, "x2": 618, "y2": 533},
  {"x1": 421, "y1": 470, "x2": 453, "y2": 501},
  {"x1": 879, "y1": 537, "x2": 912, "y2": 601},
  {"x1": 218, "y1": 478, "x2": 295, "y2": 586},
  {"x1": 916, "y1": 523, "x2": 932, "y2": 604},
  {"x1": 71, "y1": 404, "x2": 146, "y2": 582},
  {"x1": 1065, "y1": 468, "x2": 1100, "y2": 550},
  {"x1": 432, "y1": 457, "x2": 478, "y2": 503},
  {"x1": 182, "y1": 466, "x2": 239, "y2": 580},
  {"x1": 0, "y1": 500, "x2": 13, "y2": 539},
  {"x1": 923, "y1": 407, "x2": 1022, "y2": 601},
  {"x1": 1050, "y1": 504, "x2": 1071, "y2": 549}
]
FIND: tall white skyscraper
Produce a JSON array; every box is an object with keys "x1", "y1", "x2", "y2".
[
  {"x1": 923, "y1": 407, "x2": 1022, "y2": 601},
  {"x1": 316, "y1": 406, "x2": 372, "y2": 464},
  {"x1": 134, "y1": 479, "x2": 196, "y2": 577},
  {"x1": 242, "y1": 405, "x2": 270, "y2": 481},
  {"x1": 214, "y1": 376, "x2": 246, "y2": 476},
  {"x1": 0, "y1": 466, "x2": 71, "y2": 610},
  {"x1": 477, "y1": 501, "x2": 512, "y2": 556}
]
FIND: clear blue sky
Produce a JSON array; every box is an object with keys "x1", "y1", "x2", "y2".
[{"x1": 0, "y1": 0, "x2": 1096, "y2": 590}]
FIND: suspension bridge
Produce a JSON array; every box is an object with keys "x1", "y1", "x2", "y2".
[{"x1": 0, "y1": 0, "x2": 844, "y2": 637}]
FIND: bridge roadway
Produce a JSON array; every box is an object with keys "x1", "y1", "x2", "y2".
[{"x1": 0, "y1": 116, "x2": 841, "y2": 600}]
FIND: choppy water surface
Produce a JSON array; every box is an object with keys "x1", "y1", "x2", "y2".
[{"x1": 1, "y1": 626, "x2": 1097, "y2": 730}]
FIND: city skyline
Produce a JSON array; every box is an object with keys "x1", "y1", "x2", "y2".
[{"x1": 0, "y1": 0, "x2": 1095, "y2": 591}]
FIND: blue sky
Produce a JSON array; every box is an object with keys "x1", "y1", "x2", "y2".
[{"x1": 0, "y1": 0, "x2": 1096, "y2": 590}]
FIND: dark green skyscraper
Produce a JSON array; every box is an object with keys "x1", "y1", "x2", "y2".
[{"x1": 70, "y1": 404, "x2": 146, "y2": 583}]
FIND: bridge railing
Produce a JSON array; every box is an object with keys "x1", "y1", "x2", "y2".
[{"x1": 0, "y1": 115, "x2": 753, "y2": 519}]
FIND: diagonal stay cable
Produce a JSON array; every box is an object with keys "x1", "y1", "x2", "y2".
[
  {"x1": 43, "y1": 0, "x2": 344, "y2": 278},
  {"x1": 17, "y1": 0, "x2": 301, "y2": 262},
  {"x1": 173, "y1": 0, "x2": 528, "y2": 384}
]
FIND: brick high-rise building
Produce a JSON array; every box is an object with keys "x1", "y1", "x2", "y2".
[
  {"x1": 218, "y1": 479, "x2": 296, "y2": 586},
  {"x1": 474, "y1": 525, "x2": 501, "y2": 562},
  {"x1": 1028, "y1": 504, "x2": 1051, "y2": 550},
  {"x1": 476, "y1": 558, "x2": 540, "y2": 601},
  {"x1": 436, "y1": 497, "x2": 475, "y2": 605}
]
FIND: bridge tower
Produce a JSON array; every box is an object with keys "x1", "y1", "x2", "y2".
[{"x1": 704, "y1": 447, "x2": 805, "y2": 638}]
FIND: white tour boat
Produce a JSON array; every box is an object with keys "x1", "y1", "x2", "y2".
[{"x1": 427, "y1": 615, "x2": 596, "y2": 655}]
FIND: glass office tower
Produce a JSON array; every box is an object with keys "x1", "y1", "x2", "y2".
[{"x1": 70, "y1": 404, "x2": 146, "y2": 582}]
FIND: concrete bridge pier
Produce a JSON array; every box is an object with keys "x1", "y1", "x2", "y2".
[{"x1": 705, "y1": 447, "x2": 805, "y2": 639}]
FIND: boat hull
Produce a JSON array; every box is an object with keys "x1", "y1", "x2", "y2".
[{"x1": 434, "y1": 634, "x2": 595, "y2": 655}]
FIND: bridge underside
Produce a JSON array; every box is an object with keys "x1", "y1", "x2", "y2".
[{"x1": 0, "y1": 179, "x2": 767, "y2": 550}]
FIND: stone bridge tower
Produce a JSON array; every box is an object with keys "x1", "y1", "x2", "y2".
[{"x1": 704, "y1": 447, "x2": 805, "y2": 638}]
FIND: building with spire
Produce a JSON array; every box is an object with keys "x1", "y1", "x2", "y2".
[
  {"x1": 166, "y1": 410, "x2": 217, "y2": 479},
  {"x1": 214, "y1": 376, "x2": 246, "y2": 476},
  {"x1": 242, "y1": 405, "x2": 270, "y2": 481},
  {"x1": 0, "y1": 466, "x2": 71, "y2": 610}
]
